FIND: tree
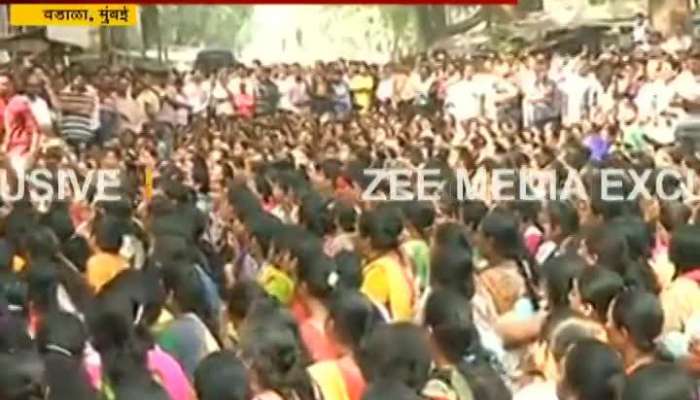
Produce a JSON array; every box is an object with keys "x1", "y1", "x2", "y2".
[
  {"x1": 159, "y1": 5, "x2": 252, "y2": 49},
  {"x1": 379, "y1": 5, "x2": 487, "y2": 50},
  {"x1": 649, "y1": 0, "x2": 691, "y2": 36},
  {"x1": 380, "y1": 5, "x2": 416, "y2": 55},
  {"x1": 140, "y1": 5, "x2": 161, "y2": 58}
]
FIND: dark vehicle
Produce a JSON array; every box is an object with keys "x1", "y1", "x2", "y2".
[
  {"x1": 674, "y1": 116, "x2": 700, "y2": 152},
  {"x1": 194, "y1": 49, "x2": 235, "y2": 74}
]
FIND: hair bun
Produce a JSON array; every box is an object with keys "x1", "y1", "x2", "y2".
[{"x1": 277, "y1": 347, "x2": 298, "y2": 373}]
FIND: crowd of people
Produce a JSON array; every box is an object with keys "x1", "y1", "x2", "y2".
[{"x1": 2, "y1": 18, "x2": 700, "y2": 400}]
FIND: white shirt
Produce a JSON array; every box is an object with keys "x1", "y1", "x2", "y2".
[
  {"x1": 662, "y1": 35, "x2": 692, "y2": 55},
  {"x1": 633, "y1": 20, "x2": 650, "y2": 44},
  {"x1": 445, "y1": 78, "x2": 484, "y2": 121},
  {"x1": 635, "y1": 79, "x2": 676, "y2": 117},
  {"x1": 183, "y1": 80, "x2": 210, "y2": 115},
  {"x1": 514, "y1": 381, "x2": 558, "y2": 400},
  {"x1": 673, "y1": 70, "x2": 700, "y2": 104},
  {"x1": 376, "y1": 77, "x2": 394, "y2": 102},
  {"x1": 211, "y1": 80, "x2": 234, "y2": 116},
  {"x1": 558, "y1": 72, "x2": 594, "y2": 125},
  {"x1": 277, "y1": 76, "x2": 297, "y2": 112},
  {"x1": 28, "y1": 95, "x2": 52, "y2": 134}
]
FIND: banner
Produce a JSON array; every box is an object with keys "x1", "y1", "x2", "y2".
[{"x1": 10, "y1": 4, "x2": 138, "y2": 27}]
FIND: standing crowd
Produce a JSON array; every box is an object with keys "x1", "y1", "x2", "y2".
[{"x1": 2, "y1": 17, "x2": 700, "y2": 400}]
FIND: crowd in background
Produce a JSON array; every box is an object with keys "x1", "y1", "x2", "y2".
[{"x1": 2, "y1": 13, "x2": 700, "y2": 400}]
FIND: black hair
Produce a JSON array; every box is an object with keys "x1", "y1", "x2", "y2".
[
  {"x1": 297, "y1": 254, "x2": 337, "y2": 301},
  {"x1": 4, "y1": 203, "x2": 37, "y2": 250},
  {"x1": 359, "y1": 206, "x2": 404, "y2": 252},
  {"x1": 511, "y1": 200, "x2": 542, "y2": 226},
  {"x1": 94, "y1": 215, "x2": 126, "y2": 253},
  {"x1": 99, "y1": 267, "x2": 166, "y2": 332},
  {"x1": 430, "y1": 245, "x2": 475, "y2": 299},
  {"x1": 362, "y1": 380, "x2": 424, "y2": 400},
  {"x1": 61, "y1": 235, "x2": 92, "y2": 273},
  {"x1": 541, "y1": 254, "x2": 586, "y2": 308},
  {"x1": 587, "y1": 221, "x2": 659, "y2": 293},
  {"x1": 227, "y1": 279, "x2": 269, "y2": 324},
  {"x1": 611, "y1": 216, "x2": 654, "y2": 261},
  {"x1": 245, "y1": 212, "x2": 283, "y2": 258},
  {"x1": 461, "y1": 200, "x2": 489, "y2": 232},
  {"x1": 194, "y1": 351, "x2": 250, "y2": 400},
  {"x1": 659, "y1": 201, "x2": 691, "y2": 233},
  {"x1": 480, "y1": 209, "x2": 540, "y2": 309},
  {"x1": 0, "y1": 302, "x2": 33, "y2": 353},
  {"x1": 563, "y1": 339, "x2": 625, "y2": 400},
  {"x1": 161, "y1": 175, "x2": 191, "y2": 205},
  {"x1": 1, "y1": 272, "x2": 28, "y2": 319},
  {"x1": 576, "y1": 268, "x2": 625, "y2": 322},
  {"x1": 112, "y1": 378, "x2": 171, "y2": 400},
  {"x1": 611, "y1": 288, "x2": 664, "y2": 353},
  {"x1": 41, "y1": 202, "x2": 75, "y2": 242},
  {"x1": 622, "y1": 362, "x2": 698, "y2": 400},
  {"x1": 25, "y1": 260, "x2": 60, "y2": 315},
  {"x1": 540, "y1": 308, "x2": 604, "y2": 362},
  {"x1": 87, "y1": 302, "x2": 158, "y2": 396},
  {"x1": 334, "y1": 250, "x2": 363, "y2": 290},
  {"x1": 332, "y1": 201, "x2": 358, "y2": 233},
  {"x1": 669, "y1": 224, "x2": 700, "y2": 275},
  {"x1": 36, "y1": 312, "x2": 97, "y2": 400},
  {"x1": 424, "y1": 289, "x2": 510, "y2": 400},
  {"x1": 254, "y1": 175, "x2": 273, "y2": 202},
  {"x1": 545, "y1": 200, "x2": 580, "y2": 240},
  {"x1": 21, "y1": 226, "x2": 59, "y2": 261},
  {"x1": 36, "y1": 311, "x2": 87, "y2": 359},
  {"x1": 192, "y1": 155, "x2": 210, "y2": 194},
  {"x1": 589, "y1": 181, "x2": 639, "y2": 222},
  {"x1": 433, "y1": 222, "x2": 470, "y2": 251},
  {"x1": 0, "y1": 350, "x2": 46, "y2": 400},
  {"x1": 401, "y1": 201, "x2": 435, "y2": 240},
  {"x1": 299, "y1": 193, "x2": 333, "y2": 237},
  {"x1": 328, "y1": 290, "x2": 381, "y2": 353},
  {"x1": 240, "y1": 312, "x2": 316, "y2": 400},
  {"x1": 359, "y1": 322, "x2": 431, "y2": 391},
  {"x1": 0, "y1": 239, "x2": 14, "y2": 274},
  {"x1": 150, "y1": 235, "x2": 195, "y2": 266},
  {"x1": 161, "y1": 262, "x2": 217, "y2": 337}
]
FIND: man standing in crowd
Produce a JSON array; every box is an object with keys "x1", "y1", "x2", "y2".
[
  {"x1": 1, "y1": 73, "x2": 41, "y2": 174},
  {"x1": 113, "y1": 75, "x2": 145, "y2": 137},
  {"x1": 445, "y1": 62, "x2": 484, "y2": 122},
  {"x1": 349, "y1": 62, "x2": 374, "y2": 114},
  {"x1": 57, "y1": 69, "x2": 99, "y2": 153},
  {"x1": 255, "y1": 67, "x2": 279, "y2": 117},
  {"x1": 3, "y1": 17, "x2": 700, "y2": 400},
  {"x1": 25, "y1": 72, "x2": 53, "y2": 137},
  {"x1": 523, "y1": 55, "x2": 561, "y2": 130}
]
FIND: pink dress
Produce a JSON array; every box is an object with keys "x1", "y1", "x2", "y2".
[
  {"x1": 5, "y1": 95, "x2": 38, "y2": 158},
  {"x1": 85, "y1": 346, "x2": 194, "y2": 400},
  {"x1": 523, "y1": 225, "x2": 543, "y2": 258},
  {"x1": 234, "y1": 93, "x2": 255, "y2": 118}
]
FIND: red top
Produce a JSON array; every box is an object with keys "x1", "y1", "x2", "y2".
[
  {"x1": 290, "y1": 295, "x2": 310, "y2": 322},
  {"x1": 4, "y1": 95, "x2": 38, "y2": 156},
  {"x1": 234, "y1": 92, "x2": 255, "y2": 118},
  {"x1": 0, "y1": 96, "x2": 6, "y2": 138},
  {"x1": 336, "y1": 356, "x2": 366, "y2": 400},
  {"x1": 299, "y1": 319, "x2": 340, "y2": 362}
]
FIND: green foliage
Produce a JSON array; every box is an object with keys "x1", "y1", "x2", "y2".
[
  {"x1": 378, "y1": 5, "x2": 419, "y2": 53},
  {"x1": 159, "y1": 5, "x2": 253, "y2": 49}
]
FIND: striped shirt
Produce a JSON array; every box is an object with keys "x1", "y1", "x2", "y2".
[{"x1": 58, "y1": 87, "x2": 98, "y2": 143}]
